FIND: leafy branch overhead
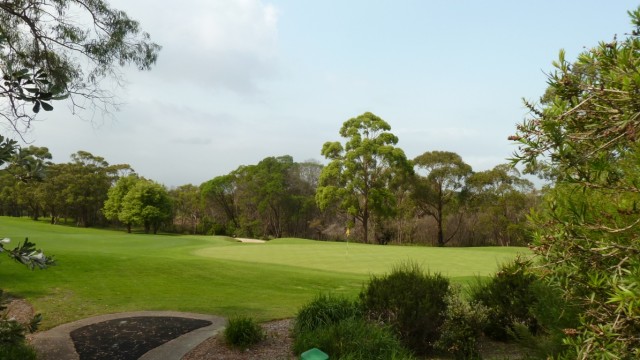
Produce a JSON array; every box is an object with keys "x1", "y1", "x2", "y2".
[
  {"x1": 2, "y1": 68, "x2": 69, "y2": 114},
  {"x1": 0, "y1": 0, "x2": 161, "y2": 132}
]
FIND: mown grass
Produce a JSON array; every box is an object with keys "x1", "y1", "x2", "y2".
[{"x1": 0, "y1": 217, "x2": 527, "y2": 329}]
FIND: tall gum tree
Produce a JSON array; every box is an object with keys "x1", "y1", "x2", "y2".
[
  {"x1": 316, "y1": 112, "x2": 412, "y2": 244},
  {"x1": 412, "y1": 151, "x2": 472, "y2": 247}
]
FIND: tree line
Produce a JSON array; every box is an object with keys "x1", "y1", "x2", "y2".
[{"x1": 0, "y1": 122, "x2": 538, "y2": 246}]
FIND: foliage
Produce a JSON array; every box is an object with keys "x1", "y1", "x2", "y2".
[
  {"x1": 59, "y1": 151, "x2": 132, "y2": 227},
  {"x1": 0, "y1": 0, "x2": 160, "y2": 133},
  {"x1": 0, "y1": 342, "x2": 37, "y2": 360},
  {"x1": 103, "y1": 174, "x2": 140, "y2": 232},
  {"x1": 168, "y1": 184, "x2": 202, "y2": 234},
  {"x1": 200, "y1": 156, "x2": 321, "y2": 239},
  {"x1": 317, "y1": 112, "x2": 413, "y2": 243},
  {"x1": 359, "y1": 262, "x2": 450, "y2": 355},
  {"x1": 0, "y1": 136, "x2": 17, "y2": 167},
  {"x1": 412, "y1": 151, "x2": 472, "y2": 246},
  {"x1": 435, "y1": 285, "x2": 488, "y2": 360},
  {"x1": 469, "y1": 257, "x2": 540, "y2": 341},
  {"x1": 293, "y1": 293, "x2": 361, "y2": 335},
  {"x1": 510, "y1": 7, "x2": 640, "y2": 358},
  {"x1": 119, "y1": 178, "x2": 172, "y2": 234},
  {"x1": 0, "y1": 237, "x2": 54, "y2": 270},
  {"x1": 200, "y1": 174, "x2": 240, "y2": 235},
  {"x1": 223, "y1": 315, "x2": 264, "y2": 349},
  {"x1": 466, "y1": 164, "x2": 535, "y2": 246},
  {"x1": 292, "y1": 317, "x2": 415, "y2": 360}
]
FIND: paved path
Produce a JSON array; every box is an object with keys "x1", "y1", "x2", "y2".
[{"x1": 30, "y1": 311, "x2": 226, "y2": 360}]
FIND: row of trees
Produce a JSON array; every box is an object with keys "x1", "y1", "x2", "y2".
[
  {"x1": 0, "y1": 135, "x2": 538, "y2": 246},
  {"x1": 316, "y1": 112, "x2": 537, "y2": 246}
]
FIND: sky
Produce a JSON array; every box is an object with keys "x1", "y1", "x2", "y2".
[{"x1": 23, "y1": 1, "x2": 637, "y2": 187}]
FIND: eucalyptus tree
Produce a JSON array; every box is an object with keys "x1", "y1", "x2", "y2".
[
  {"x1": 200, "y1": 173, "x2": 240, "y2": 235},
  {"x1": 466, "y1": 164, "x2": 534, "y2": 246},
  {"x1": 511, "y1": 8, "x2": 640, "y2": 358},
  {"x1": 169, "y1": 184, "x2": 202, "y2": 234},
  {"x1": 61, "y1": 151, "x2": 131, "y2": 226},
  {"x1": 7, "y1": 146, "x2": 52, "y2": 220},
  {"x1": 412, "y1": 151, "x2": 472, "y2": 247},
  {"x1": 317, "y1": 112, "x2": 412, "y2": 244}
]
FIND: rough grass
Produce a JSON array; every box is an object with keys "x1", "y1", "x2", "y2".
[{"x1": 0, "y1": 217, "x2": 527, "y2": 329}]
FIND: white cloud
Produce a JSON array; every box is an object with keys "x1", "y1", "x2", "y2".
[{"x1": 113, "y1": 0, "x2": 280, "y2": 94}]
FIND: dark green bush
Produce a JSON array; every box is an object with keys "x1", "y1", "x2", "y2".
[
  {"x1": 223, "y1": 315, "x2": 264, "y2": 349},
  {"x1": 435, "y1": 285, "x2": 488, "y2": 360},
  {"x1": 470, "y1": 255, "x2": 579, "y2": 358},
  {"x1": 0, "y1": 290, "x2": 40, "y2": 359},
  {"x1": 0, "y1": 342, "x2": 37, "y2": 360},
  {"x1": 293, "y1": 293, "x2": 361, "y2": 335},
  {"x1": 293, "y1": 318, "x2": 415, "y2": 360},
  {"x1": 469, "y1": 257, "x2": 540, "y2": 341},
  {"x1": 359, "y1": 262, "x2": 450, "y2": 355},
  {"x1": 509, "y1": 281, "x2": 579, "y2": 358}
]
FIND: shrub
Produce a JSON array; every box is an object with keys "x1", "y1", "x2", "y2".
[
  {"x1": 293, "y1": 293, "x2": 361, "y2": 336},
  {"x1": 293, "y1": 318, "x2": 414, "y2": 360},
  {"x1": 223, "y1": 315, "x2": 264, "y2": 349},
  {"x1": 0, "y1": 290, "x2": 41, "y2": 360},
  {"x1": 510, "y1": 281, "x2": 579, "y2": 358},
  {"x1": 469, "y1": 257, "x2": 540, "y2": 341},
  {"x1": 470, "y1": 256, "x2": 579, "y2": 358},
  {"x1": 359, "y1": 262, "x2": 450, "y2": 355},
  {"x1": 435, "y1": 285, "x2": 488, "y2": 360},
  {"x1": 0, "y1": 342, "x2": 37, "y2": 360}
]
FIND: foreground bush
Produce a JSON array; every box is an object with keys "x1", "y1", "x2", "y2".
[
  {"x1": 470, "y1": 257, "x2": 579, "y2": 358},
  {"x1": 224, "y1": 316, "x2": 264, "y2": 349},
  {"x1": 469, "y1": 257, "x2": 539, "y2": 341},
  {"x1": 293, "y1": 318, "x2": 414, "y2": 360},
  {"x1": 293, "y1": 293, "x2": 361, "y2": 335},
  {"x1": 435, "y1": 285, "x2": 488, "y2": 360},
  {"x1": 0, "y1": 342, "x2": 37, "y2": 360},
  {"x1": 0, "y1": 290, "x2": 40, "y2": 360},
  {"x1": 359, "y1": 262, "x2": 450, "y2": 355}
]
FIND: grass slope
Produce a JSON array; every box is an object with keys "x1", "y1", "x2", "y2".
[{"x1": 0, "y1": 217, "x2": 527, "y2": 329}]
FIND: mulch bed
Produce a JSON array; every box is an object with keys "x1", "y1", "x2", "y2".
[{"x1": 69, "y1": 316, "x2": 212, "y2": 360}]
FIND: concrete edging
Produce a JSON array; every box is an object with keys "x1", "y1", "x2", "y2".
[{"x1": 30, "y1": 311, "x2": 226, "y2": 360}]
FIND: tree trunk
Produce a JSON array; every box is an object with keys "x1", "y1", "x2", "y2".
[
  {"x1": 363, "y1": 207, "x2": 369, "y2": 244},
  {"x1": 437, "y1": 216, "x2": 444, "y2": 246},
  {"x1": 437, "y1": 190, "x2": 444, "y2": 246}
]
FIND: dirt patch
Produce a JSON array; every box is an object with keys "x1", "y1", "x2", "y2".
[
  {"x1": 5, "y1": 298, "x2": 36, "y2": 325},
  {"x1": 183, "y1": 318, "x2": 295, "y2": 360}
]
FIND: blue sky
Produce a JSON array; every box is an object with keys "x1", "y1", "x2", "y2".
[{"x1": 29, "y1": 1, "x2": 635, "y2": 186}]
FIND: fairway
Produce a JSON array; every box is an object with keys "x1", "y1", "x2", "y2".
[{"x1": 0, "y1": 217, "x2": 528, "y2": 329}]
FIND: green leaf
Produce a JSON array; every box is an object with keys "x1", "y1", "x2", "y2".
[
  {"x1": 51, "y1": 93, "x2": 70, "y2": 100},
  {"x1": 41, "y1": 102, "x2": 54, "y2": 111},
  {"x1": 14, "y1": 69, "x2": 30, "y2": 77},
  {"x1": 33, "y1": 101, "x2": 40, "y2": 113}
]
